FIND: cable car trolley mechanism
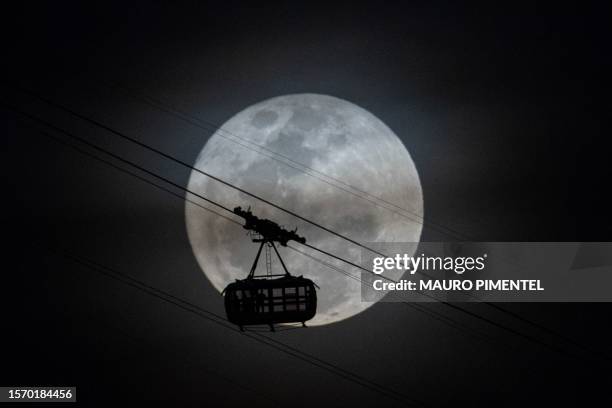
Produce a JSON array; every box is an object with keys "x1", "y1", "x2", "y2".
[{"x1": 223, "y1": 207, "x2": 318, "y2": 331}]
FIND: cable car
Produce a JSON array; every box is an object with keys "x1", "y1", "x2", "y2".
[
  {"x1": 224, "y1": 275, "x2": 317, "y2": 329},
  {"x1": 223, "y1": 207, "x2": 318, "y2": 331}
]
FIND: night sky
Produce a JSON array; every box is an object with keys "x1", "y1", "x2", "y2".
[{"x1": 2, "y1": 2, "x2": 611, "y2": 407}]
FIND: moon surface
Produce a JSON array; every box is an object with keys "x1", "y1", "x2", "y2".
[{"x1": 185, "y1": 94, "x2": 423, "y2": 326}]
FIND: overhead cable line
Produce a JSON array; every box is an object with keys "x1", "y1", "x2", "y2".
[
  {"x1": 98, "y1": 82, "x2": 606, "y2": 358},
  {"x1": 15, "y1": 87, "x2": 388, "y2": 259},
  {"x1": 41, "y1": 244, "x2": 426, "y2": 407},
  {"x1": 34, "y1": 125, "x2": 524, "y2": 353},
  {"x1": 3, "y1": 97, "x2": 596, "y2": 360},
  {"x1": 106, "y1": 81, "x2": 435, "y2": 230},
  {"x1": 9, "y1": 83, "x2": 593, "y2": 355}
]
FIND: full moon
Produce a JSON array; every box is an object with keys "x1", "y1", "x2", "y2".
[{"x1": 185, "y1": 94, "x2": 423, "y2": 326}]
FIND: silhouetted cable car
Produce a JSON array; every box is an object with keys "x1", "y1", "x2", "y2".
[
  {"x1": 224, "y1": 275, "x2": 317, "y2": 330},
  {"x1": 222, "y1": 207, "x2": 318, "y2": 331}
]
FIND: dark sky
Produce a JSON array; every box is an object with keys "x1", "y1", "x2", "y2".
[{"x1": 2, "y1": 1, "x2": 611, "y2": 407}]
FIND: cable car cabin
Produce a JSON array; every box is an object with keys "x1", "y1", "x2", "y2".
[{"x1": 224, "y1": 275, "x2": 317, "y2": 330}]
